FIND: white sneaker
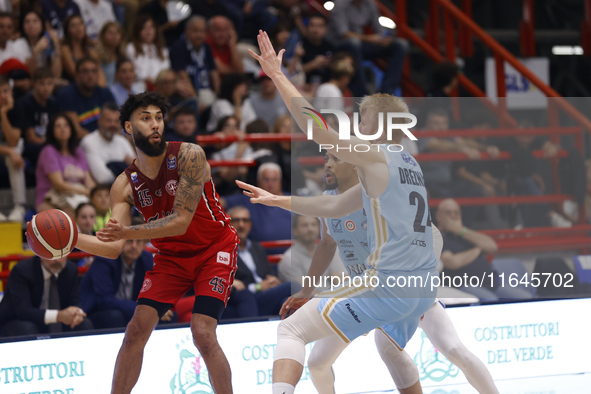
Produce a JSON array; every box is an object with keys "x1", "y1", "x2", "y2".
[
  {"x1": 0, "y1": 211, "x2": 7, "y2": 221},
  {"x1": 7, "y1": 205, "x2": 25, "y2": 222},
  {"x1": 550, "y1": 211, "x2": 572, "y2": 228}
]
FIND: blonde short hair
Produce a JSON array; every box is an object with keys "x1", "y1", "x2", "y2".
[{"x1": 358, "y1": 94, "x2": 410, "y2": 144}]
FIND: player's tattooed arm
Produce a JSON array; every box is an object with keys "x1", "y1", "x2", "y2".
[{"x1": 100, "y1": 143, "x2": 207, "y2": 241}]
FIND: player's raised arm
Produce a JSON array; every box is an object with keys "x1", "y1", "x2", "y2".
[
  {"x1": 98, "y1": 143, "x2": 207, "y2": 241},
  {"x1": 235, "y1": 180, "x2": 363, "y2": 218},
  {"x1": 76, "y1": 174, "x2": 132, "y2": 258},
  {"x1": 249, "y1": 31, "x2": 384, "y2": 168}
]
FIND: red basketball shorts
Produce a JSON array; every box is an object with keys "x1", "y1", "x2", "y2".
[{"x1": 138, "y1": 234, "x2": 239, "y2": 307}]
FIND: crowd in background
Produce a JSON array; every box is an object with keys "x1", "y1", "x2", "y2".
[{"x1": 0, "y1": 0, "x2": 589, "y2": 336}]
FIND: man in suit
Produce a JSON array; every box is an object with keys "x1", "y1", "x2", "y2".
[
  {"x1": 0, "y1": 256, "x2": 92, "y2": 337},
  {"x1": 226, "y1": 206, "x2": 294, "y2": 318},
  {"x1": 81, "y1": 238, "x2": 174, "y2": 329}
]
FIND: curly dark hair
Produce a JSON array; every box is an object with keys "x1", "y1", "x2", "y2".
[
  {"x1": 119, "y1": 92, "x2": 170, "y2": 130},
  {"x1": 45, "y1": 113, "x2": 80, "y2": 157}
]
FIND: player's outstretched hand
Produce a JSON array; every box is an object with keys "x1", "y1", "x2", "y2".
[
  {"x1": 235, "y1": 180, "x2": 278, "y2": 206},
  {"x1": 279, "y1": 288, "x2": 314, "y2": 320},
  {"x1": 97, "y1": 218, "x2": 127, "y2": 242},
  {"x1": 248, "y1": 30, "x2": 284, "y2": 79}
]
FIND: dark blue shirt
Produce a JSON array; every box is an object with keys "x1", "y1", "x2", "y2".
[
  {"x1": 441, "y1": 231, "x2": 495, "y2": 289},
  {"x1": 42, "y1": 0, "x2": 81, "y2": 38},
  {"x1": 169, "y1": 36, "x2": 216, "y2": 91},
  {"x1": 57, "y1": 84, "x2": 115, "y2": 133},
  {"x1": 16, "y1": 93, "x2": 59, "y2": 139}
]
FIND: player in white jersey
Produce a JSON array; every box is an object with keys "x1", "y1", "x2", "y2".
[
  {"x1": 278, "y1": 153, "x2": 498, "y2": 394},
  {"x1": 244, "y1": 31, "x2": 438, "y2": 394}
]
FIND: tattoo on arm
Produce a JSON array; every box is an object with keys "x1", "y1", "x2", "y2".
[
  {"x1": 126, "y1": 194, "x2": 134, "y2": 205},
  {"x1": 175, "y1": 143, "x2": 206, "y2": 214}
]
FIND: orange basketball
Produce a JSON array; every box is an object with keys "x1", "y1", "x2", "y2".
[{"x1": 26, "y1": 209, "x2": 78, "y2": 260}]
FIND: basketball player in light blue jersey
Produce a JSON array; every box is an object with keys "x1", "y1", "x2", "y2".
[
  {"x1": 278, "y1": 153, "x2": 499, "y2": 394},
  {"x1": 243, "y1": 31, "x2": 438, "y2": 394}
]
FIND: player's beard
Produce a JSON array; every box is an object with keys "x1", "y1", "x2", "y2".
[
  {"x1": 133, "y1": 127, "x2": 167, "y2": 157},
  {"x1": 325, "y1": 171, "x2": 339, "y2": 190}
]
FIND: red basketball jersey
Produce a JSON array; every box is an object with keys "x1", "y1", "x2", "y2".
[{"x1": 124, "y1": 142, "x2": 233, "y2": 256}]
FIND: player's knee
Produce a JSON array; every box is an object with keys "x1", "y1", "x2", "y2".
[
  {"x1": 306, "y1": 352, "x2": 328, "y2": 376},
  {"x1": 440, "y1": 344, "x2": 467, "y2": 365},
  {"x1": 277, "y1": 319, "x2": 302, "y2": 342},
  {"x1": 191, "y1": 321, "x2": 218, "y2": 355},
  {"x1": 375, "y1": 330, "x2": 403, "y2": 358},
  {"x1": 122, "y1": 319, "x2": 152, "y2": 348}
]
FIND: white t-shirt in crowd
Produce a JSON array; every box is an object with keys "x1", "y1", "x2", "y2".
[
  {"x1": 74, "y1": 0, "x2": 116, "y2": 40},
  {"x1": 0, "y1": 39, "x2": 29, "y2": 65},
  {"x1": 80, "y1": 131, "x2": 136, "y2": 184},
  {"x1": 206, "y1": 98, "x2": 257, "y2": 133},
  {"x1": 313, "y1": 83, "x2": 344, "y2": 113},
  {"x1": 126, "y1": 42, "x2": 170, "y2": 83}
]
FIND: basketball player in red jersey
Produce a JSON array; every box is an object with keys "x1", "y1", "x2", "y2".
[{"x1": 74, "y1": 92, "x2": 238, "y2": 394}]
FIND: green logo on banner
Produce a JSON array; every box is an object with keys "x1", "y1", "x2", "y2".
[
  {"x1": 414, "y1": 331, "x2": 460, "y2": 382},
  {"x1": 170, "y1": 349, "x2": 213, "y2": 394}
]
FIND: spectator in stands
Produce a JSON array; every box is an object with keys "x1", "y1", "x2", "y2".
[
  {"x1": 80, "y1": 102, "x2": 135, "y2": 183},
  {"x1": 80, "y1": 238, "x2": 171, "y2": 329},
  {"x1": 228, "y1": 205, "x2": 293, "y2": 317},
  {"x1": 0, "y1": 59, "x2": 34, "y2": 101},
  {"x1": 313, "y1": 54, "x2": 355, "y2": 122},
  {"x1": 586, "y1": 159, "x2": 591, "y2": 224},
  {"x1": 223, "y1": 162, "x2": 292, "y2": 253},
  {"x1": 96, "y1": 21, "x2": 125, "y2": 87},
  {"x1": 140, "y1": 0, "x2": 184, "y2": 46},
  {"x1": 90, "y1": 183, "x2": 111, "y2": 232},
  {"x1": 74, "y1": 0, "x2": 115, "y2": 41},
  {"x1": 110, "y1": 58, "x2": 141, "y2": 106},
  {"x1": 427, "y1": 61, "x2": 459, "y2": 98},
  {"x1": 35, "y1": 113, "x2": 94, "y2": 217},
  {"x1": 436, "y1": 198, "x2": 533, "y2": 301},
  {"x1": 0, "y1": 74, "x2": 26, "y2": 222},
  {"x1": 17, "y1": 67, "x2": 59, "y2": 169},
  {"x1": 42, "y1": 0, "x2": 81, "y2": 39},
  {"x1": 0, "y1": 12, "x2": 29, "y2": 64},
  {"x1": 325, "y1": 0, "x2": 407, "y2": 96},
  {"x1": 0, "y1": 255, "x2": 93, "y2": 336},
  {"x1": 155, "y1": 69, "x2": 187, "y2": 110},
  {"x1": 278, "y1": 214, "x2": 344, "y2": 284},
  {"x1": 169, "y1": 16, "x2": 219, "y2": 109},
  {"x1": 249, "y1": 70, "x2": 288, "y2": 131},
  {"x1": 126, "y1": 14, "x2": 170, "y2": 91},
  {"x1": 269, "y1": 21, "x2": 306, "y2": 90},
  {"x1": 211, "y1": 115, "x2": 253, "y2": 195},
  {"x1": 164, "y1": 105, "x2": 197, "y2": 143},
  {"x1": 16, "y1": 11, "x2": 62, "y2": 78},
  {"x1": 56, "y1": 57, "x2": 115, "y2": 137},
  {"x1": 187, "y1": 0, "x2": 229, "y2": 22},
  {"x1": 206, "y1": 15, "x2": 244, "y2": 76},
  {"x1": 61, "y1": 14, "x2": 106, "y2": 86},
  {"x1": 75, "y1": 201, "x2": 96, "y2": 235},
  {"x1": 269, "y1": 113, "x2": 306, "y2": 193},
  {"x1": 206, "y1": 72, "x2": 256, "y2": 132},
  {"x1": 301, "y1": 14, "x2": 333, "y2": 86}
]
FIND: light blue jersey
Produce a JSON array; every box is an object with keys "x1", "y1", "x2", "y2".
[
  {"x1": 324, "y1": 189, "x2": 371, "y2": 277},
  {"x1": 362, "y1": 149, "x2": 438, "y2": 274}
]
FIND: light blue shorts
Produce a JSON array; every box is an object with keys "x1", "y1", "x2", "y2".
[{"x1": 316, "y1": 269, "x2": 436, "y2": 348}]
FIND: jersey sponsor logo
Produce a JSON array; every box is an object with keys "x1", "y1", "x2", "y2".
[
  {"x1": 345, "y1": 302, "x2": 361, "y2": 323},
  {"x1": 137, "y1": 189, "x2": 153, "y2": 207},
  {"x1": 344, "y1": 251, "x2": 356, "y2": 261},
  {"x1": 166, "y1": 180, "x2": 178, "y2": 196},
  {"x1": 167, "y1": 154, "x2": 177, "y2": 170},
  {"x1": 134, "y1": 182, "x2": 145, "y2": 191},
  {"x1": 411, "y1": 239, "x2": 427, "y2": 247},
  {"x1": 346, "y1": 263, "x2": 367, "y2": 276},
  {"x1": 361, "y1": 220, "x2": 367, "y2": 230},
  {"x1": 345, "y1": 220, "x2": 356, "y2": 231},
  {"x1": 131, "y1": 172, "x2": 138, "y2": 183},
  {"x1": 140, "y1": 278, "x2": 152, "y2": 292},
  {"x1": 331, "y1": 219, "x2": 343, "y2": 233},
  {"x1": 401, "y1": 152, "x2": 417, "y2": 167},
  {"x1": 339, "y1": 239, "x2": 353, "y2": 248},
  {"x1": 216, "y1": 251, "x2": 230, "y2": 265}
]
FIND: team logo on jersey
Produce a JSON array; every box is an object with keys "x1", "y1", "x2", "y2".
[
  {"x1": 401, "y1": 152, "x2": 417, "y2": 167},
  {"x1": 166, "y1": 180, "x2": 178, "y2": 196},
  {"x1": 345, "y1": 220, "x2": 356, "y2": 231},
  {"x1": 167, "y1": 155, "x2": 177, "y2": 170},
  {"x1": 155, "y1": 189, "x2": 162, "y2": 197},
  {"x1": 331, "y1": 219, "x2": 343, "y2": 233},
  {"x1": 361, "y1": 220, "x2": 367, "y2": 230},
  {"x1": 171, "y1": 335, "x2": 213, "y2": 394},
  {"x1": 131, "y1": 172, "x2": 138, "y2": 183},
  {"x1": 140, "y1": 278, "x2": 152, "y2": 292}
]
